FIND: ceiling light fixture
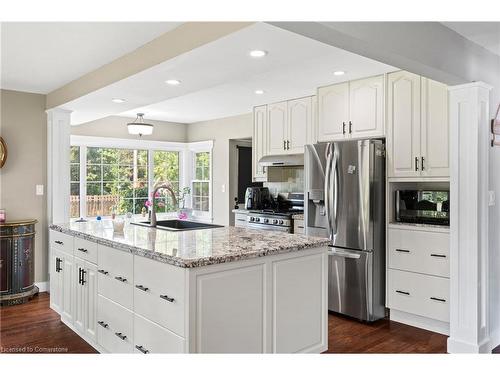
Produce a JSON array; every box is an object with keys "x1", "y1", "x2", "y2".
[
  {"x1": 254, "y1": 89, "x2": 265, "y2": 95},
  {"x1": 249, "y1": 50, "x2": 267, "y2": 58},
  {"x1": 333, "y1": 71, "x2": 346, "y2": 76},
  {"x1": 112, "y1": 98, "x2": 126, "y2": 103},
  {"x1": 127, "y1": 113, "x2": 154, "y2": 137},
  {"x1": 165, "y1": 79, "x2": 181, "y2": 86}
]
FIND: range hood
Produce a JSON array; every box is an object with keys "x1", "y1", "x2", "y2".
[{"x1": 259, "y1": 153, "x2": 304, "y2": 167}]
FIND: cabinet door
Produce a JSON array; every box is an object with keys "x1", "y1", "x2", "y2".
[
  {"x1": 85, "y1": 261, "x2": 98, "y2": 343},
  {"x1": 287, "y1": 97, "x2": 312, "y2": 154},
  {"x1": 74, "y1": 257, "x2": 86, "y2": 333},
  {"x1": 60, "y1": 253, "x2": 75, "y2": 323},
  {"x1": 307, "y1": 95, "x2": 318, "y2": 145},
  {"x1": 267, "y1": 101, "x2": 288, "y2": 154},
  {"x1": 387, "y1": 71, "x2": 421, "y2": 178},
  {"x1": 317, "y1": 82, "x2": 349, "y2": 142},
  {"x1": 349, "y1": 75, "x2": 384, "y2": 139},
  {"x1": 49, "y1": 248, "x2": 62, "y2": 313},
  {"x1": 252, "y1": 105, "x2": 267, "y2": 181},
  {"x1": 421, "y1": 78, "x2": 449, "y2": 178}
]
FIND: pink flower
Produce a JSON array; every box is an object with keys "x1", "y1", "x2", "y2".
[
  {"x1": 154, "y1": 191, "x2": 161, "y2": 198},
  {"x1": 144, "y1": 200, "x2": 152, "y2": 207},
  {"x1": 158, "y1": 202, "x2": 165, "y2": 208}
]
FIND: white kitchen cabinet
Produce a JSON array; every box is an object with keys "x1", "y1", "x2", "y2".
[
  {"x1": 317, "y1": 82, "x2": 349, "y2": 141},
  {"x1": 349, "y1": 75, "x2": 384, "y2": 139},
  {"x1": 387, "y1": 71, "x2": 449, "y2": 179},
  {"x1": 97, "y1": 294, "x2": 134, "y2": 353},
  {"x1": 252, "y1": 105, "x2": 268, "y2": 181},
  {"x1": 287, "y1": 96, "x2": 312, "y2": 153},
  {"x1": 75, "y1": 257, "x2": 98, "y2": 343},
  {"x1": 307, "y1": 95, "x2": 318, "y2": 144},
  {"x1": 267, "y1": 101, "x2": 288, "y2": 155},
  {"x1": 60, "y1": 251, "x2": 75, "y2": 324},
  {"x1": 317, "y1": 76, "x2": 384, "y2": 142},
  {"x1": 134, "y1": 314, "x2": 185, "y2": 354},
  {"x1": 420, "y1": 78, "x2": 450, "y2": 177},
  {"x1": 234, "y1": 212, "x2": 248, "y2": 228},
  {"x1": 49, "y1": 248, "x2": 62, "y2": 314}
]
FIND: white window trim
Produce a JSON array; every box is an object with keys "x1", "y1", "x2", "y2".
[
  {"x1": 70, "y1": 135, "x2": 213, "y2": 221},
  {"x1": 187, "y1": 141, "x2": 214, "y2": 221}
]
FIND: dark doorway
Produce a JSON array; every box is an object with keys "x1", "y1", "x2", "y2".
[{"x1": 236, "y1": 146, "x2": 262, "y2": 203}]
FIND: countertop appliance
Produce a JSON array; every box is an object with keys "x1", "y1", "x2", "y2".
[
  {"x1": 244, "y1": 187, "x2": 273, "y2": 210},
  {"x1": 247, "y1": 193, "x2": 304, "y2": 233},
  {"x1": 395, "y1": 190, "x2": 449, "y2": 226},
  {"x1": 305, "y1": 139, "x2": 386, "y2": 321}
]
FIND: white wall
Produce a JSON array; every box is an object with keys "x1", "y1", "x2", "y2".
[
  {"x1": 186, "y1": 113, "x2": 253, "y2": 226},
  {"x1": 71, "y1": 115, "x2": 187, "y2": 142}
]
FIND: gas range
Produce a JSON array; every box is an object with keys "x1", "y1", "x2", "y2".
[{"x1": 246, "y1": 210, "x2": 302, "y2": 233}]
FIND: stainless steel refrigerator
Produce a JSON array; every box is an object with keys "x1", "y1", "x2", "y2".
[{"x1": 305, "y1": 139, "x2": 386, "y2": 321}]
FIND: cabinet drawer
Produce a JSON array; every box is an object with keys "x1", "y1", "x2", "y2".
[
  {"x1": 97, "y1": 245, "x2": 133, "y2": 309},
  {"x1": 133, "y1": 256, "x2": 186, "y2": 336},
  {"x1": 49, "y1": 230, "x2": 74, "y2": 256},
  {"x1": 388, "y1": 269, "x2": 449, "y2": 322},
  {"x1": 293, "y1": 219, "x2": 305, "y2": 234},
  {"x1": 97, "y1": 294, "x2": 133, "y2": 353},
  {"x1": 388, "y1": 228, "x2": 449, "y2": 277},
  {"x1": 74, "y1": 237, "x2": 97, "y2": 264},
  {"x1": 133, "y1": 314, "x2": 185, "y2": 353}
]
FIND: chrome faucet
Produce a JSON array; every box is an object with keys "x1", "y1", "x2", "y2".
[{"x1": 150, "y1": 182, "x2": 178, "y2": 227}]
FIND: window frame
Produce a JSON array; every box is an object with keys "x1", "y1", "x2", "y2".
[
  {"x1": 188, "y1": 142, "x2": 213, "y2": 221},
  {"x1": 70, "y1": 136, "x2": 213, "y2": 221}
]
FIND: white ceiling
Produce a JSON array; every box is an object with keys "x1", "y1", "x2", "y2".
[
  {"x1": 443, "y1": 22, "x2": 500, "y2": 56},
  {"x1": 62, "y1": 22, "x2": 397, "y2": 125},
  {"x1": 0, "y1": 22, "x2": 182, "y2": 94}
]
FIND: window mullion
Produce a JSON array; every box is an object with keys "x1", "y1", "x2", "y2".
[{"x1": 80, "y1": 145, "x2": 87, "y2": 219}]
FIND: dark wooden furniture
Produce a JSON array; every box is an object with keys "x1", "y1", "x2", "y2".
[{"x1": 0, "y1": 220, "x2": 39, "y2": 306}]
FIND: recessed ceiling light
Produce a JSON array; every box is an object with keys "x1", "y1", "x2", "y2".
[
  {"x1": 333, "y1": 71, "x2": 346, "y2": 76},
  {"x1": 249, "y1": 50, "x2": 267, "y2": 58},
  {"x1": 255, "y1": 89, "x2": 265, "y2": 95},
  {"x1": 165, "y1": 79, "x2": 181, "y2": 86},
  {"x1": 111, "y1": 98, "x2": 126, "y2": 103}
]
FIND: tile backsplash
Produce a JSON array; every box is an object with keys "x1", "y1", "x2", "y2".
[{"x1": 264, "y1": 166, "x2": 304, "y2": 196}]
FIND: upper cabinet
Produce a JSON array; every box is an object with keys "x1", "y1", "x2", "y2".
[
  {"x1": 387, "y1": 71, "x2": 449, "y2": 179},
  {"x1": 253, "y1": 105, "x2": 268, "y2": 182},
  {"x1": 317, "y1": 75, "x2": 384, "y2": 142},
  {"x1": 267, "y1": 101, "x2": 288, "y2": 155}
]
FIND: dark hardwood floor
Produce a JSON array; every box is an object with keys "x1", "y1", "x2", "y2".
[{"x1": 1, "y1": 292, "x2": 498, "y2": 354}]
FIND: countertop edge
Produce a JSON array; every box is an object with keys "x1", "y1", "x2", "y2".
[{"x1": 49, "y1": 224, "x2": 330, "y2": 269}]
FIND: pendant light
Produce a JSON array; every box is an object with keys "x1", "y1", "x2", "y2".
[{"x1": 127, "y1": 113, "x2": 154, "y2": 136}]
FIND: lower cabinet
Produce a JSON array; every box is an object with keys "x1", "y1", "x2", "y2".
[
  {"x1": 74, "y1": 257, "x2": 97, "y2": 343},
  {"x1": 97, "y1": 294, "x2": 134, "y2": 353},
  {"x1": 133, "y1": 314, "x2": 185, "y2": 354},
  {"x1": 50, "y1": 248, "x2": 75, "y2": 324}
]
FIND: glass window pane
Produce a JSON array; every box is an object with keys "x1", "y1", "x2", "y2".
[
  {"x1": 86, "y1": 195, "x2": 102, "y2": 217},
  {"x1": 119, "y1": 149, "x2": 134, "y2": 165},
  {"x1": 70, "y1": 146, "x2": 80, "y2": 163},
  {"x1": 70, "y1": 183, "x2": 80, "y2": 218},
  {"x1": 71, "y1": 164, "x2": 80, "y2": 182},
  {"x1": 137, "y1": 150, "x2": 148, "y2": 166},
  {"x1": 87, "y1": 165, "x2": 102, "y2": 182},
  {"x1": 87, "y1": 147, "x2": 102, "y2": 164},
  {"x1": 102, "y1": 148, "x2": 119, "y2": 165},
  {"x1": 102, "y1": 165, "x2": 118, "y2": 181},
  {"x1": 86, "y1": 182, "x2": 101, "y2": 196}
]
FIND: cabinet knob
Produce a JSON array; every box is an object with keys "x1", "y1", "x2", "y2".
[
  {"x1": 115, "y1": 276, "x2": 127, "y2": 283},
  {"x1": 98, "y1": 321, "x2": 109, "y2": 329},
  {"x1": 77, "y1": 247, "x2": 88, "y2": 253},
  {"x1": 160, "y1": 294, "x2": 175, "y2": 303},
  {"x1": 115, "y1": 332, "x2": 127, "y2": 340},
  {"x1": 430, "y1": 253, "x2": 446, "y2": 258},
  {"x1": 395, "y1": 248, "x2": 410, "y2": 253},
  {"x1": 283, "y1": 140, "x2": 286, "y2": 150},
  {"x1": 415, "y1": 157, "x2": 419, "y2": 171},
  {"x1": 135, "y1": 345, "x2": 149, "y2": 354},
  {"x1": 286, "y1": 140, "x2": 290, "y2": 150},
  {"x1": 55, "y1": 240, "x2": 63, "y2": 245},
  {"x1": 396, "y1": 290, "x2": 410, "y2": 296},
  {"x1": 430, "y1": 297, "x2": 446, "y2": 303},
  {"x1": 421, "y1": 156, "x2": 425, "y2": 171},
  {"x1": 342, "y1": 122, "x2": 346, "y2": 134},
  {"x1": 349, "y1": 121, "x2": 352, "y2": 134},
  {"x1": 98, "y1": 269, "x2": 109, "y2": 275}
]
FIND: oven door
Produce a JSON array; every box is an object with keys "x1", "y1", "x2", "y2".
[{"x1": 246, "y1": 223, "x2": 291, "y2": 233}]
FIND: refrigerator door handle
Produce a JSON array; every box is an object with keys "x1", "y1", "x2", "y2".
[
  {"x1": 324, "y1": 143, "x2": 333, "y2": 240},
  {"x1": 332, "y1": 146, "x2": 340, "y2": 238},
  {"x1": 329, "y1": 248, "x2": 361, "y2": 259}
]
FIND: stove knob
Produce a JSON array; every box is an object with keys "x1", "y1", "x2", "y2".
[
  {"x1": 273, "y1": 219, "x2": 278, "y2": 225},
  {"x1": 250, "y1": 217, "x2": 255, "y2": 222},
  {"x1": 279, "y1": 220, "x2": 284, "y2": 225},
  {"x1": 264, "y1": 218, "x2": 269, "y2": 224},
  {"x1": 255, "y1": 218, "x2": 260, "y2": 222}
]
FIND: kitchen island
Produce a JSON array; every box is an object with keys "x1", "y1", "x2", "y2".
[{"x1": 48, "y1": 220, "x2": 329, "y2": 353}]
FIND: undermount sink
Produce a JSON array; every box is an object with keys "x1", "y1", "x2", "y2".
[{"x1": 132, "y1": 219, "x2": 223, "y2": 231}]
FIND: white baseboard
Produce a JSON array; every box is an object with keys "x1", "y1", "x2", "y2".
[
  {"x1": 489, "y1": 328, "x2": 500, "y2": 352},
  {"x1": 447, "y1": 336, "x2": 491, "y2": 354},
  {"x1": 390, "y1": 309, "x2": 450, "y2": 335},
  {"x1": 35, "y1": 281, "x2": 49, "y2": 292}
]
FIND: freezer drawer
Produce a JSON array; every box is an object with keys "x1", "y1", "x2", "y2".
[{"x1": 328, "y1": 247, "x2": 373, "y2": 321}]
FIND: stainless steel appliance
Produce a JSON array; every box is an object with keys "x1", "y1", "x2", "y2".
[
  {"x1": 244, "y1": 187, "x2": 273, "y2": 210},
  {"x1": 395, "y1": 190, "x2": 450, "y2": 226},
  {"x1": 305, "y1": 139, "x2": 386, "y2": 321}
]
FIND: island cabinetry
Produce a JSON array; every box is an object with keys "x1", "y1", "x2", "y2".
[
  {"x1": 74, "y1": 256, "x2": 97, "y2": 343},
  {"x1": 134, "y1": 314, "x2": 186, "y2": 354},
  {"x1": 133, "y1": 256, "x2": 187, "y2": 337},
  {"x1": 97, "y1": 245, "x2": 133, "y2": 310},
  {"x1": 97, "y1": 294, "x2": 134, "y2": 353}
]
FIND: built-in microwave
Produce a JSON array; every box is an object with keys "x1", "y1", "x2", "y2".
[{"x1": 395, "y1": 190, "x2": 450, "y2": 226}]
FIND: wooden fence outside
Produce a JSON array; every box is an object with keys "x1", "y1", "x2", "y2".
[{"x1": 70, "y1": 195, "x2": 119, "y2": 218}]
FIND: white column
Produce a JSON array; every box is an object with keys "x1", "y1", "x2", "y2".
[
  {"x1": 447, "y1": 82, "x2": 492, "y2": 353},
  {"x1": 46, "y1": 108, "x2": 72, "y2": 224}
]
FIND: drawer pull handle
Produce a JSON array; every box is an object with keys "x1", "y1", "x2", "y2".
[
  {"x1": 115, "y1": 332, "x2": 127, "y2": 340},
  {"x1": 396, "y1": 290, "x2": 410, "y2": 296},
  {"x1": 430, "y1": 297, "x2": 446, "y2": 303},
  {"x1": 160, "y1": 294, "x2": 175, "y2": 303},
  {"x1": 77, "y1": 247, "x2": 88, "y2": 253},
  {"x1": 395, "y1": 249, "x2": 410, "y2": 253},
  {"x1": 97, "y1": 321, "x2": 109, "y2": 329},
  {"x1": 115, "y1": 276, "x2": 127, "y2": 283},
  {"x1": 55, "y1": 240, "x2": 63, "y2": 245},
  {"x1": 135, "y1": 345, "x2": 149, "y2": 354},
  {"x1": 98, "y1": 269, "x2": 109, "y2": 275},
  {"x1": 135, "y1": 284, "x2": 149, "y2": 292},
  {"x1": 430, "y1": 253, "x2": 447, "y2": 258}
]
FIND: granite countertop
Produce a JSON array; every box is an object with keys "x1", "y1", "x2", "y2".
[
  {"x1": 232, "y1": 208, "x2": 250, "y2": 213},
  {"x1": 49, "y1": 220, "x2": 329, "y2": 268}
]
